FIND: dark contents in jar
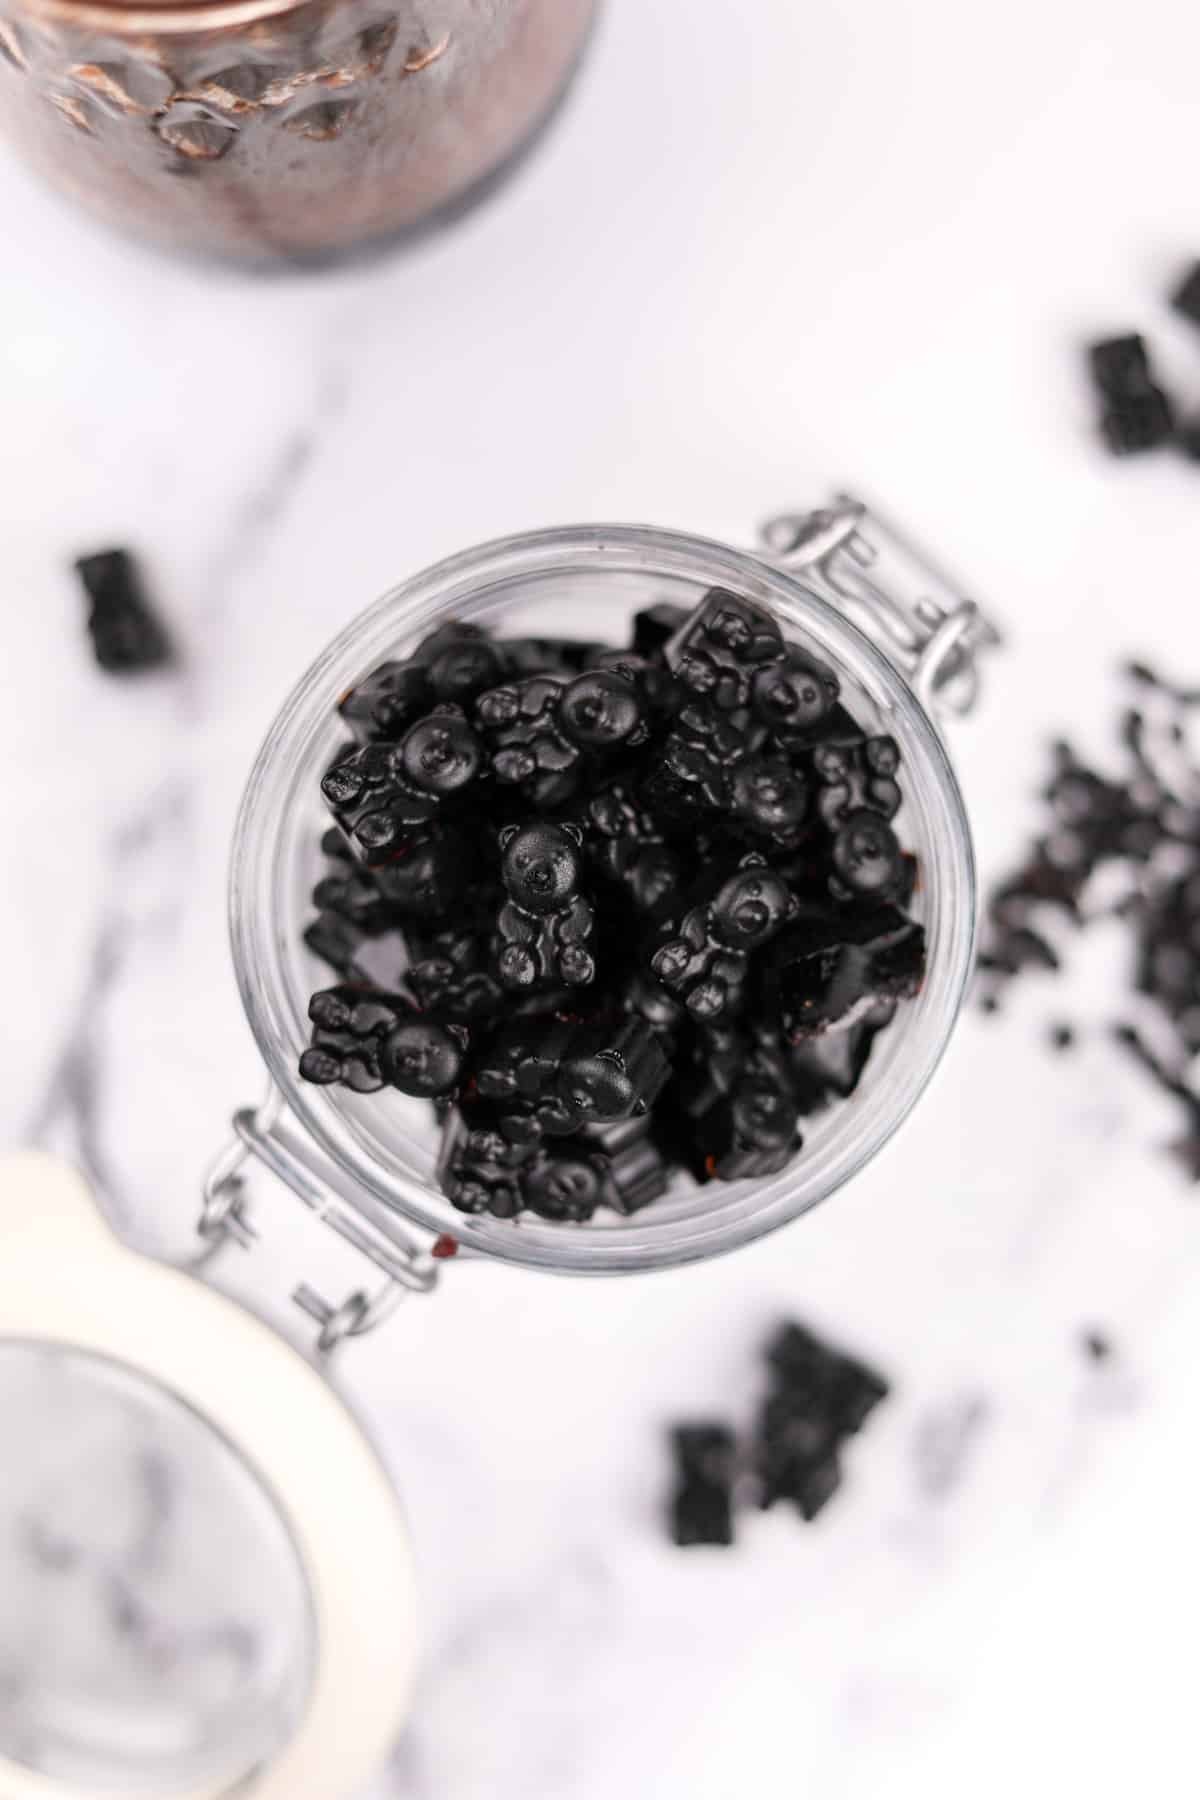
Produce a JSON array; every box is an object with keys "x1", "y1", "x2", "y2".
[
  {"x1": 298, "y1": 587, "x2": 928, "y2": 1222},
  {"x1": 979, "y1": 659, "x2": 1200, "y2": 1179},
  {"x1": 75, "y1": 548, "x2": 172, "y2": 674},
  {"x1": 667, "y1": 1320, "x2": 890, "y2": 1547}
]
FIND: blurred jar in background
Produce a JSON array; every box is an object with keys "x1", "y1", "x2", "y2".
[{"x1": 0, "y1": 0, "x2": 596, "y2": 260}]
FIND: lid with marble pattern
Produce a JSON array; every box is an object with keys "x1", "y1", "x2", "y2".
[{"x1": 0, "y1": 1154, "x2": 418, "y2": 1800}]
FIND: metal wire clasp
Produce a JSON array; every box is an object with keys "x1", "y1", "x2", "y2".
[
  {"x1": 199, "y1": 1085, "x2": 441, "y2": 1356},
  {"x1": 759, "y1": 493, "x2": 1001, "y2": 718}
]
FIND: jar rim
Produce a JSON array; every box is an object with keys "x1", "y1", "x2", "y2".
[{"x1": 229, "y1": 523, "x2": 977, "y2": 1275}]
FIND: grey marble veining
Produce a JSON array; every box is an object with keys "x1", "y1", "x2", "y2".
[
  {"x1": 4, "y1": 0, "x2": 1200, "y2": 1794},
  {"x1": 0, "y1": 1344, "x2": 312, "y2": 1792}
]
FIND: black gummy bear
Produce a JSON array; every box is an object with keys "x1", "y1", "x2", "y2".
[
  {"x1": 520, "y1": 1142, "x2": 611, "y2": 1222},
  {"x1": 1101, "y1": 390, "x2": 1175, "y2": 456},
  {"x1": 669, "y1": 1425, "x2": 736, "y2": 1548},
  {"x1": 380, "y1": 1016, "x2": 470, "y2": 1099},
  {"x1": 495, "y1": 821, "x2": 596, "y2": 990},
  {"x1": 811, "y1": 735, "x2": 903, "y2": 831},
  {"x1": 299, "y1": 986, "x2": 411, "y2": 1093},
  {"x1": 665, "y1": 586, "x2": 785, "y2": 711},
  {"x1": 339, "y1": 623, "x2": 505, "y2": 741},
  {"x1": 756, "y1": 1321, "x2": 889, "y2": 1515},
  {"x1": 321, "y1": 708, "x2": 482, "y2": 859},
  {"x1": 1089, "y1": 334, "x2": 1156, "y2": 399},
  {"x1": 75, "y1": 549, "x2": 172, "y2": 674},
  {"x1": 476, "y1": 1015, "x2": 670, "y2": 1139},
  {"x1": 650, "y1": 854, "x2": 797, "y2": 1020},
  {"x1": 586, "y1": 781, "x2": 685, "y2": 920},
  {"x1": 749, "y1": 643, "x2": 841, "y2": 740}
]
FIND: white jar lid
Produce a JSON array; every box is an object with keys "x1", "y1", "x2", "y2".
[{"x1": 0, "y1": 1153, "x2": 418, "y2": 1800}]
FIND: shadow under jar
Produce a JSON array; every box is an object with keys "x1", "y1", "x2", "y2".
[
  {"x1": 229, "y1": 518, "x2": 989, "y2": 1277},
  {"x1": 0, "y1": 0, "x2": 597, "y2": 260}
]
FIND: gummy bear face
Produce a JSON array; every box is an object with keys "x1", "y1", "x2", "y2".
[
  {"x1": 730, "y1": 761, "x2": 808, "y2": 834},
  {"x1": 708, "y1": 603, "x2": 754, "y2": 651},
  {"x1": 730, "y1": 1080, "x2": 798, "y2": 1152},
  {"x1": 502, "y1": 822, "x2": 582, "y2": 914},
  {"x1": 559, "y1": 671, "x2": 643, "y2": 749},
  {"x1": 382, "y1": 1019, "x2": 464, "y2": 1097},
  {"x1": 466, "y1": 1127, "x2": 509, "y2": 1164},
  {"x1": 864, "y1": 735, "x2": 900, "y2": 778},
  {"x1": 400, "y1": 713, "x2": 481, "y2": 795},
  {"x1": 812, "y1": 743, "x2": 852, "y2": 784},
  {"x1": 700, "y1": 591, "x2": 782, "y2": 664},
  {"x1": 750, "y1": 648, "x2": 839, "y2": 735},
  {"x1": 712, "y1": 867, "x2": 794, "y2": 948},
  {"x1": 831, "y1": 810, "x2": 902, "y2": 897},
  {"x1": 555, "y1": 1052, "x2": 635, "y2": 1123},
  {"x1": 674, "y1": 647, "x2": 720, "y2": 695},
  {"x1": 428, "y1": 638, "x2": 503, "y2": 701},
  {"x1": 524, "y1": 1152, "x2": 603, "y2": 1220}
]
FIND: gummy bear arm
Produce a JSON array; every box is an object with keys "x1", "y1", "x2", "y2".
[
  {"x1": 651, "y1": 937, "x2": 687, "y2": 974},
  {"x1": 498, "y1": 901, "x2": 537, "y2": 944},
  {"x1": 819, "y1": 787, "x2": 850, "y2": 828},
  {"x1": 678, "y1": 909, "x2": 709, "y2": 950},
  {"x1": 534, "y1": 737, "x2": 579, "y2": 773},
  {"x1": 710, "y1": 949, "x2": 748, "y2": 985},
  {"x1": 557, "y1": 896, "x2": 596, "y2": 944}
]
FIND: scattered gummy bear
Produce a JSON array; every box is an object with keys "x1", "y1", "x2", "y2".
[
  {"x1": 667, "y1": 1320, "x2": 891, "y2": 1547},
  {"x1": 75, "y1": 549, "x2": 172, "y2": 674},
  {"x1": 979, "y1": 657, "x2": 1200, "y2": 1183}
]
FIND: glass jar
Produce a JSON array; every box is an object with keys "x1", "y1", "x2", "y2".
[
  {"x1": 0, "y1": 497, "x2": 997, "y2": 1799},
  {"x1": 229, "y1": 511, "x2": 988, "y2": 1275},
  {"x1": 0, "y1": 0, "x2": 597, "y2": 260}
]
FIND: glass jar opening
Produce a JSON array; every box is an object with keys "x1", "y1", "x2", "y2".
[{"x1": 230, "y1": 525, "x2": 977, "y2": 1275}]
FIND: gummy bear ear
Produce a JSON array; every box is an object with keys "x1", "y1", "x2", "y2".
[
  {"x1": 499, "y1": 824, "x2": 521, "y2": 850},
  {"x1": 738, "y1": 851, "x2": 767, "y2": 869},
  {"x1": 559, "y1": 822, "x2": 584, "y2": 848},
  {"x1": 593, "y1": 1049, "x2": 626, "y2": 1069}
]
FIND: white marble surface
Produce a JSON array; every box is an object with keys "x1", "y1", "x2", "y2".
[{"x1": 5, "y1": 0, "x2": 1200, "y2": 1793}]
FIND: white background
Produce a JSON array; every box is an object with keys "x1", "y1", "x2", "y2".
[{"x1": 4, "y1": 1, "x2": 1200, "y2": 1794}]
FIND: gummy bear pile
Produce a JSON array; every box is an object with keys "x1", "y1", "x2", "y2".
[{"x1": 297, "y1": 586, "x2": 928, "y2": 1224}]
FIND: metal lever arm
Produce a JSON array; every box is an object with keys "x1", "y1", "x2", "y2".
[{"x1": 759, "y1": 493, "x2": 1001, "y2": 718}]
